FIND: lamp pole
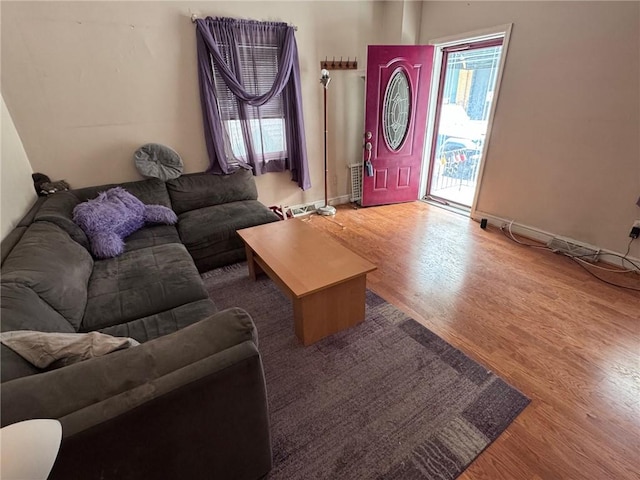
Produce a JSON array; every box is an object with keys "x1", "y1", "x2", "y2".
[{"x1": 318, "y1": 69, "x2": 336, "y2": 216}]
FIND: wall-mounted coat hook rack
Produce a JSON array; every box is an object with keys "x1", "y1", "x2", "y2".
[{"x1": 320, "y1": 56, "x2": 358, "y2": 70}]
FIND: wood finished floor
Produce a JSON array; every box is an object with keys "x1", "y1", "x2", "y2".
[{"x1": 302, "y1": 202, "x2": 639, "y2": 480}]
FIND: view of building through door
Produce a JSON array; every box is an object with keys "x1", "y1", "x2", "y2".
[{"x1": 426, "y1": 38, "x2": 504, "y2": 207}]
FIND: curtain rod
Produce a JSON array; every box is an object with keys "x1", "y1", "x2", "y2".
[{"x1": 190, "y1": 14, "x2": 298, "y2": 31}]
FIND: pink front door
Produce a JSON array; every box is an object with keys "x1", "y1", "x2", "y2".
[{"x1": 361, "y1": 45, "x2": 434, "y2": 207}]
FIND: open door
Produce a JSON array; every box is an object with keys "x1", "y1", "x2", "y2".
[{"x1": 361, "y1": 45, "x2": 434, "y2": 207}]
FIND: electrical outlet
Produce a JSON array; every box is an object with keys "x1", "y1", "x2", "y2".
[
  {"x1": 634, "y1": 220, "x2": 640, "y2": 228},
  {"x1": 630, "y1": 220, "x2": 640, "y2": 239}
]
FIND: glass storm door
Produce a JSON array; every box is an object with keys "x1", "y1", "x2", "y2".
[
  {"x1": 361, "y1": 45, "x2": 434, "y2": 207},
  {"x1": 426, "y1": 39, "x2": 504, "y2": 207}
]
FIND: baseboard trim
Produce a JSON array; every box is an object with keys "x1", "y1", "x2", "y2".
[
  {"x1": 472, "y1": 210, "x2": 640, "y2": 271},
  {"x1": 328, "y1": 195, "x2": 352, "y2": 207}
]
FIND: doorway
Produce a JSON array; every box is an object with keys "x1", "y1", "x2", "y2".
[
  {"x1": 360, "y1": 45, "x2": 433, "y2": 207},
  {"x1": 425, "y1": 35, "x2": 506, "y2": 208}
]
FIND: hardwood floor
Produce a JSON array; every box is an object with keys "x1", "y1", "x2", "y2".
[{"x1": 303, "y1": 201, "x2": 639, "y2": 480}]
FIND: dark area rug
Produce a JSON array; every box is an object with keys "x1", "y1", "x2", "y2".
[{"x1": 202, "y1": 263, "x2": 529, "y2": 480}]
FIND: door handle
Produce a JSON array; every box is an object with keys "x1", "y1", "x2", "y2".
[
  {"x1": 364, "y1": 142, "x2": 373, "y2": 177},
  {"x1": 364, "y1": 141, "x2": 372, "y2": 162}
]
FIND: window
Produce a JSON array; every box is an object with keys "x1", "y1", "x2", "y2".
[
  {"x1": 212, "y1": 42, "x2": 287, "y2": 166},
  {"x1": 196, "y1": 17, "x2": 310, "y2": 189}
]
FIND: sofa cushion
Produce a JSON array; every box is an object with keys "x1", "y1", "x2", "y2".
[
  {"x1": 123, "y1": 225, "x2": 181, "y2": 252},
  {"x1": 189, "y1": 248, "x2": 249, "y2": 274},
  {"x1": 1, "y1": 222, "x2": 93, "y2": 330},
  {"x1": 99, "y1": 299, "x2": 218, "y2": 342},
  {"x1": 72, "y1": 187, "x2": 177, "y2": 259},
  {"x1": 178, "y1": 200, "x2": 279, "y2": 248},
  {"x1": 166, "y1": 170, "x2": 258, "y2": 215},
  {"x1": 0, "y1": 282, "x2": 77, "y2": 334},
  {"x1": 1, "y1": 281, "x2": 77, "y2": 382},
  {"x1": 81, "y1": 243, "x2": 208, "y2": 331},
  {"x1": 177, "y1": 200, "x2": 278, "y2": 272},
  {"x1": 34, "y1": 192, "x2": 90, "y2": 249}
]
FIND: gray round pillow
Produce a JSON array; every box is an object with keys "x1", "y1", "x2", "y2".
[{"x1": 134, "y1": 143, "x2": 183, "y2": 181}]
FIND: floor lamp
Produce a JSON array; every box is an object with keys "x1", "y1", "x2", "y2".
[
  {"x1": 317, "y1": 69, "x2": 336, "y2": 216},
  {"x1": 1, "y1": 419, "x2": 62, "y2": 479}
]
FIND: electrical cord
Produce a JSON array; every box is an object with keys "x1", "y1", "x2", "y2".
[
  {"x1": 570, "y1": 255, "x2": 635, "y2": 273},
  {"x1": 623, "y1": 237, "x2": 634, "y2": 258},
  {"x1": 620, "y1": 237, "x2": 638, "y2": 271},
  {"x1": 499, "y1": 221, "x2": 640, "y2": 291},
  {"x1": 562, "y1": 237, "x2": 638, "y2": 273},
  {"x1": 321, "y1": 216, "x2": 347, "y2": 229},
  {"x1": 567, "y1": 254, "x2": 640, "y2": 292},
  {"x1": 302, "y1": 213, "x2": 347, "y2": 230},
  {"x1": 501, "y1": 221, "x2": 639, "y2": 270},
  {"x1": 569, "y1": 248, "x2": 640, "y2": 271},
  {"x1": 500, "y1": 221, "x2": 548, "y2": 250}
]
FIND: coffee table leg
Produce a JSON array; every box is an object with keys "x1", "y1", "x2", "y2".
[
  {"x1": 244, "y1": 244, "x2": 263, "y2": 281},
  {"x1": 293, "y1": 274, "x2": 367, "y2": 345}
]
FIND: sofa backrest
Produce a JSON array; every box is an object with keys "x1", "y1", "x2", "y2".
[
  {"x1": 32, "y1": 178, "x2": 173, "y2": 252},
  {"x1": 2, "y1": 198, "x2": 46, "y2": 265},
  {"x1": 166, "y1": 170, "x2": 258, "y2": 216},
  {"x1": 1, "y1": 281, "x2": 77, "y2": 382},
  {"x1": 72, "y1": 177, "x2": 172, "y2": 207},
  {"x1": 34, "y1": 191, "x2": 91, "y2": 248},
  {"x1": 1, "y1": 227, "x2": 27, "y2": 266},
  {"x1": 0, "y1": 282, "x2": 77, "y2": 334},
  {"x1": 17, "y1": 197, "x2": 46, "y2": 227},
  {"x1": 1, "y1": 222, "x2": 94, "y2": 331},
  {"x1": 1, "y1": 255, "x2": 84, "y2": 383}
]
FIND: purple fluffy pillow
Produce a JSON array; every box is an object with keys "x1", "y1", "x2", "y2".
[{"x1": 73, "y1": 187, "x2": 177, "y2": 259}]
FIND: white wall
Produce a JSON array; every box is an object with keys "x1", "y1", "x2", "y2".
[
  {"x1": 1, "y1": 95, "x2": 37, "y2": 240},
  {"x1": 3, "y1": 1, "x2": 638, "y2": 259},
  {"x1": 377, "y1": 1, "x2": 422, "y2": 45},
  {"x1": 0, "y1": 1, "x2": 377, "y2": 208},
  {"x1": 421, "y1": 1, "x2": 640, "y2": 257}
]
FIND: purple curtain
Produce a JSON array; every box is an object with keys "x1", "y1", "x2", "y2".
[{"x1": 196, "y1": 17, "x2": 311, "y2": 190}]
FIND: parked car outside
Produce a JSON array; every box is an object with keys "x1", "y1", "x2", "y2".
[{"x1": 436, "y1": 137, "x2": 481, "y2": 181}]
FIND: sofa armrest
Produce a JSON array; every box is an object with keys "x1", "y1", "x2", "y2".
[
  {"x1": 51, "y1": 341, "x2": 272, "y2": 480},
  {"x1": 1, "y1": 308, "x2": 272, "y2": 480},
  {"x1": 1, "y1": 307, "x2": 257, "y2": 425}
]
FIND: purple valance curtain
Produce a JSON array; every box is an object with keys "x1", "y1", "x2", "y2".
[{"x1": 196, "y1": 17, "x2": 311, "y2": 190}]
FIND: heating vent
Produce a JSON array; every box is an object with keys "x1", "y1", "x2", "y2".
[
  {"x1": 348, "y1": 163, "x2": 362, "y2": 202},
  {"x1": 547, "y1": 236, "x2": 600, "y2": 263},
  {"x1": 289, "y1": 203, "x2": 317, "y2": 217}
]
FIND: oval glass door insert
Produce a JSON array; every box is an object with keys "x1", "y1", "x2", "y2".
[{"x1": 383, "y1": 69, "x2": 411, "y2": 151}]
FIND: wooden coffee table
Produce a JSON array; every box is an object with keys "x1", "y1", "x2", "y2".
[{"x1": 237, "y1": 219, "x2": 377, "y2": 345}]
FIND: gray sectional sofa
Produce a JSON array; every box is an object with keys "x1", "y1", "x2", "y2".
[{"x1": 0, "y1": 170, "x2": 279, "y2": 479}]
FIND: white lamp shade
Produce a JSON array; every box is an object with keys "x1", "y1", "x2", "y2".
[{"x1": 1, "y1": 419, "x2": 62, "y2": 480}]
